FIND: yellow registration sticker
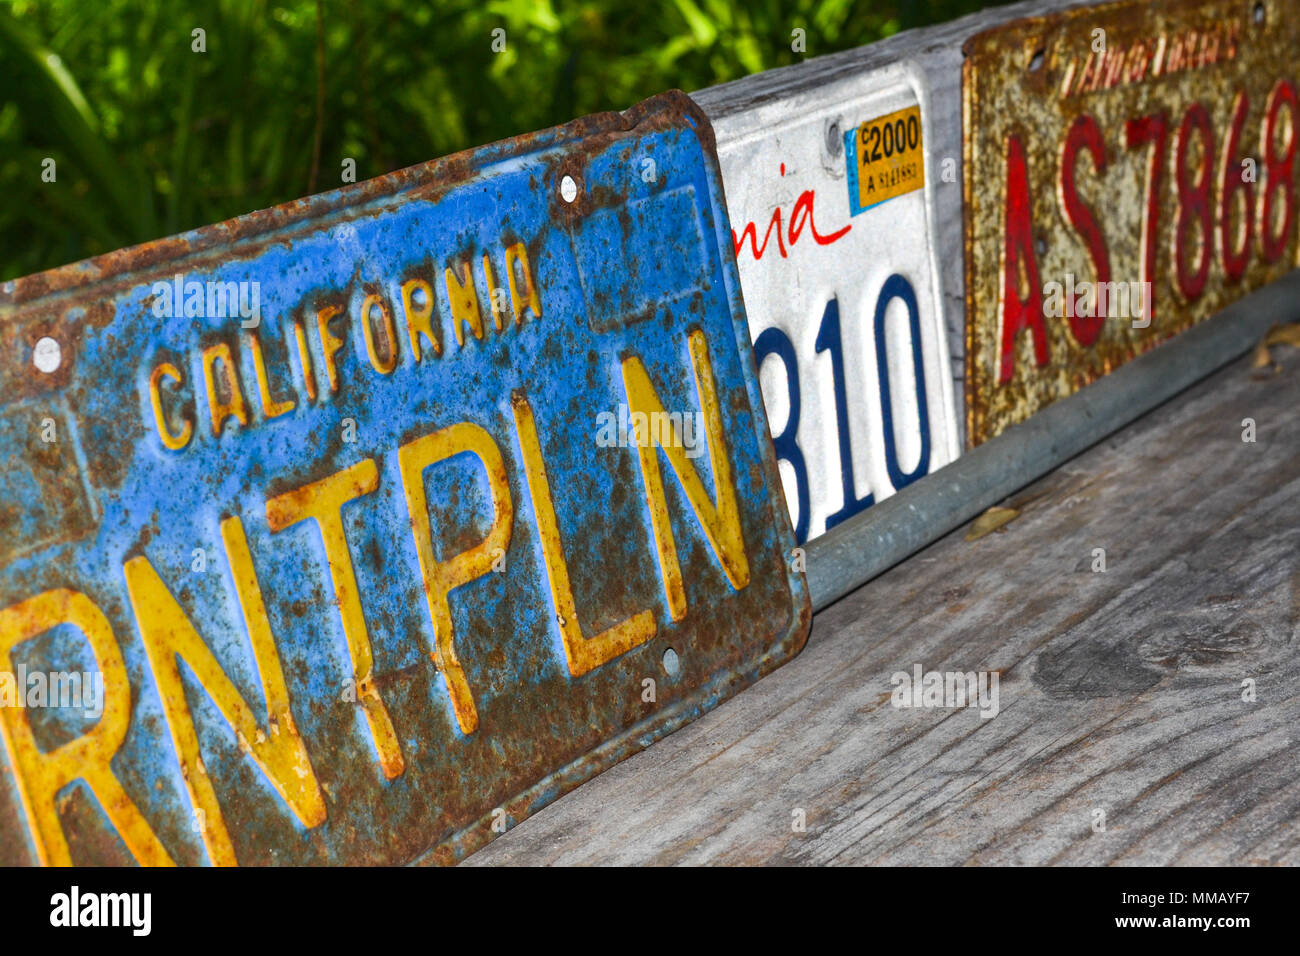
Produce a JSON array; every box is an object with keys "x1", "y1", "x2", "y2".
[{"x1": 847, "y1": 105, "x2": 925, "y2": 214}]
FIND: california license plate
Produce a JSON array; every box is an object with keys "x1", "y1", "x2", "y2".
[
  {"x1": 0, "y1": 93, "x2": 809, "y2": 866},
  {"x1": 703, "y1": 65, "x2": 960, "y2": 544},
  {"x1": 964, "y1": 0, "x2": 1300, "y2": 444}
]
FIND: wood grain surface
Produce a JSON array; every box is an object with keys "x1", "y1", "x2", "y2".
[{"x1": 465, "y1": 349, "x2": 1300, "y2": 865}]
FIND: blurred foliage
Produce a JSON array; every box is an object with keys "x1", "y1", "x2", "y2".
[{"x1": 0, "y1": 0, "x2": 1009, "y2": 278}]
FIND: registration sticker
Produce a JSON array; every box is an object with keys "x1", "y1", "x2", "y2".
[{"x1": 846, "y1": 105, "x2": 927, "y2": 215}]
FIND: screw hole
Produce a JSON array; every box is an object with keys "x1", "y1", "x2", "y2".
[
  {"x1": 560, "y1": 174, "x2": 578, "y2": 204},
  {"x1": 662, "y1": 647, "x2": 680, "y2": 678},
  {"x1": 1036, "y1": 236, "x2": 1047, "y2": 256},
  {"x1": 1029, "y1": 48, "x2": 1044, "y2": 72},
  {"x1": 826, "y1": 120, "x2": 842, "y2": 157},
  {"x1": 33, "y1": 336, "x2": 61, "y2": 374},
  {"x1": 1254, "y1": 2, "x2": 1265, "y2": 25}
]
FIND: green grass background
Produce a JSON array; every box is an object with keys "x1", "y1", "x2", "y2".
[{"x1": 0, "y1": 0, "x2": 1008, "y2": 279}]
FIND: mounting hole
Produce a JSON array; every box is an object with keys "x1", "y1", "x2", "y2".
[
  {"x1": 1254, "y1": 2, "x2": 1265, "y2": 25},
  {"x1": 1029, "y1": 48, "x2": 1044, "y2": 72},
  {"x1": 826, "y1": 120, "x2": 842, "y2": 156},
  {"x1": 33, "y1": 336, "x2": 61, "y2": 374},
  {"x1": 560, "y1": 174, "x2": 578, "y2": 204},
  {"x1": 1036, "y1": 236, "x2": 1047, "y2": 256},
  {"x1": 662, "y1": 647, "x2": 681, "y2": 678}
]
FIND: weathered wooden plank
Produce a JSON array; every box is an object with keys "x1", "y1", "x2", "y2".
[{"x1": 464, "y1": 346, "x2": 1300, "y2": 865}]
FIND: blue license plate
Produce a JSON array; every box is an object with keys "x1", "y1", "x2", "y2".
[{"x1": 0, "y1": 92, "x2": 809, "y2": 866}]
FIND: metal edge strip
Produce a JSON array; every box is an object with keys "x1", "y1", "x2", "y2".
[{"x1": 805, "y1": 267, "x2": 1300, "y2": 612}]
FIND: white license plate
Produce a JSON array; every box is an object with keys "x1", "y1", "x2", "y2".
[{"x1": 700, "y1": 65, "x2": 960, "y2": 544}]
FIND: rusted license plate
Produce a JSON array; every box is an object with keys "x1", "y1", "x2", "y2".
[
  {"x1": 0, "y1": 92, "x2": 809, "y2": 866},
  {"x1": 706, "y1": 64, "x2": 959, "y2": 545},
  {"x1": 964, "y1": 0, "x2": 1300, "y2": 444}
]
